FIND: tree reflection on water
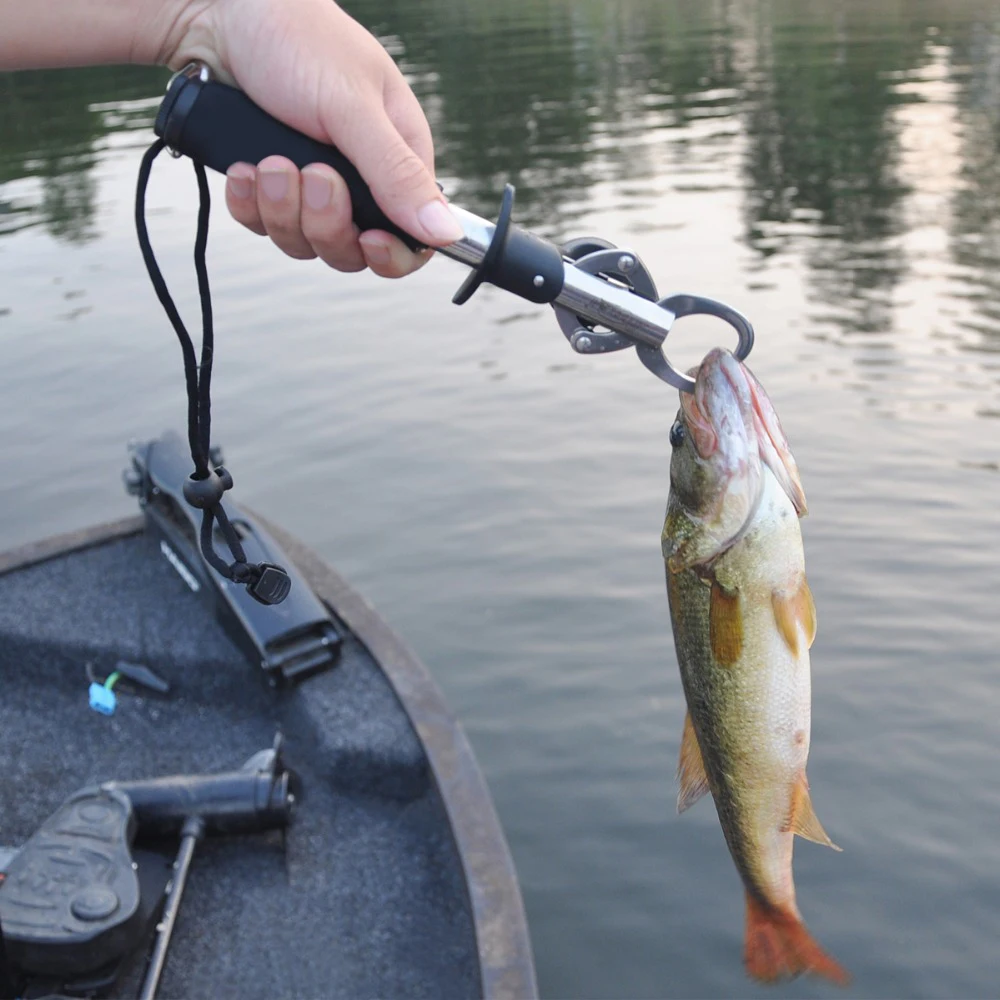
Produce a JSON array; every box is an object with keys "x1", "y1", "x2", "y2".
[
  {"x1": 0, "y1": 66, "x2": 165, "y2": 242},
  {"x1": 1, "y1": 1, "x2": 999, "y2": 365}
]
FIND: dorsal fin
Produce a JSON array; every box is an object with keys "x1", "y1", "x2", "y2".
[
  {"x1": 782, "y1": 773, "x2": 841, "y2": 851},
  {"x1": 677, "y1": 712, "x2": 711, "y2": 814}
]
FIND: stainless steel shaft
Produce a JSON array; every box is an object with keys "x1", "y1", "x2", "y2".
[{"x1": 444, "y1": 206, "x2": 674, "y2": 350}]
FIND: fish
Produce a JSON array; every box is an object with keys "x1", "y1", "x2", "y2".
[{"x1": 662, "y1": 347, "x2": 848, "y2": 986}]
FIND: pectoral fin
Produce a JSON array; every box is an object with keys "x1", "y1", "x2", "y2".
[
  {"x1": 783, "y1": 773, "x2": 841, "y2": 851},
  {"x1": 710, "y1": 580, "x2": 743, "y2": 666},
  {"x1": 677, "y1": 712, "x2": 710, "y2": 813},
  {"x1": 772, "y1": 577, "x2": 816, "y2": 658}
]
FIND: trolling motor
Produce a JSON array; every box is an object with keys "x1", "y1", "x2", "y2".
[{"x1": 0, "y1": 739, "x2": 294, "y2": 999}]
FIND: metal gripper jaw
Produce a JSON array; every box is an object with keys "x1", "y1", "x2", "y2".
[{"x1": 554, "y1": 236, "x2": 756, "y2": 390}]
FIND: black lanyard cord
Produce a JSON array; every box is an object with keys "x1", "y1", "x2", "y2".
[
  {"x1": 135, "y1": 139, "x2": 284, "y2": 600},
  {"x1": 192, "y1": 156, "x2": 215, "y2": 473},
  {"x1": 136, "y1": 139, "x2": 206, "y2": 474}
]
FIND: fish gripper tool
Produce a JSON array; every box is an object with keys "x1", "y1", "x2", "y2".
[{"x1": 154, "y1": 62, "x2": 755, "y2": 393}]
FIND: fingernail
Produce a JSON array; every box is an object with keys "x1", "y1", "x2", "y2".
[
  {"x1": 416, "y1": 199, "x2": 463, "y2": 244},
  {"x1": 227, "y1": 172, "x2": 252, "y2": 200},
  {"x1": 360, "y1": 237, "x2": 391, "y2": 269},
  {"x1": 260, "y1": 169, "x2": 289, "y2": 202},
  {"x1": 302, "y1": 170, "x2": 332, "y2": 211}
]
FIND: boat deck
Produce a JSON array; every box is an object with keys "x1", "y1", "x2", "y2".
[{"x1": 0, "y1": 519, "x2": 531, "y2": 998}]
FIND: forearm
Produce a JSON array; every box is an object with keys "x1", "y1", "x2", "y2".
[{"x1": 0, "y1": 0, "x2": 199, "y2": 70}]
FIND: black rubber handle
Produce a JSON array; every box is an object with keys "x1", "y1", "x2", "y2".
[{"x1": 155, "y1": 71, "x2": 422, "y2": 251}]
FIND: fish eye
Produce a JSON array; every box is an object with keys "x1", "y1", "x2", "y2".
[{"x1": 669, "y1": 420, "x2": 686, "y2": 448}]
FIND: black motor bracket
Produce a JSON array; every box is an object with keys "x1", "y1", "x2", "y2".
[{"x1": 124, "y1": 431, "x2": 342, "y2": 684}]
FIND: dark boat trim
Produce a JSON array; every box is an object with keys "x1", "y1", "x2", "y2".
[{"x1": 0, "y1": 516, "x2": 538, "y2": 1000}]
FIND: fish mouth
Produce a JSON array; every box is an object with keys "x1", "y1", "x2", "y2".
[{"x1": 685, "y1": 349, "x2": 807, "y2": 516}]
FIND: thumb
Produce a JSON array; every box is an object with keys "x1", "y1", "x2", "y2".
[{"x1": 334, "y1": 110, "x2": 463, "y2": 248}]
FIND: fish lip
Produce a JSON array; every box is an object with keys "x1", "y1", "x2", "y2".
[
  {"x1": 681, "y1": 385, "x2": 718, "y2": 459},
  {"x1": 689, "y1": 349, "x2": 808, "y2": 517},
  {"x1": 687, "y1": 350, "x2": 752, "y2": 464}
]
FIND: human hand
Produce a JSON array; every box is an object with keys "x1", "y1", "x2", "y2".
[{"x1": 151, "y1": 0, "x2": 462, "y2": 277}]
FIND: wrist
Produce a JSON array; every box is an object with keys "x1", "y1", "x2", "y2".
[{"x1": 129, "y1": 0, "x2": 217, "y2": 69}]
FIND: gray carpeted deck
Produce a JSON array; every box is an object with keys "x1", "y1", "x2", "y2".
[{"x1": 0, "y1": 529, "x2": 479, "y2": 998}]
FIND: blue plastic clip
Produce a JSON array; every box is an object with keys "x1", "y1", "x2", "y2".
[{"x1": 88, "y1": 670, "x2": 120, "y2": 715}]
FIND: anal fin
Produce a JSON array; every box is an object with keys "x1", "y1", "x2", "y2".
[
  {"x1": 782, "y1": 773, "x2": 841, "y2": 851},
  {"x1": 677, "y1": 712, "x2": 711, "y2": 814}
]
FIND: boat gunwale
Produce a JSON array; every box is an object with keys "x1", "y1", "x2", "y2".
[{"x1": 0, "y1": 515, "x2": 537, "y2": 1000}]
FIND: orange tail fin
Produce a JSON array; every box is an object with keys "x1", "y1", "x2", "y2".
[{"x1": 744, "y1": 893, "x2": 850, "y2": 986}]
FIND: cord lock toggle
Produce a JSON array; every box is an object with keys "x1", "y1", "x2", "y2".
[{"x1": 182, "y1": 466, "x2": 234, "y2": 509}]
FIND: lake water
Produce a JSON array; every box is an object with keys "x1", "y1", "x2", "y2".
[{"x1": 2, "y1": 1, "x2": 999, "y2": 996}]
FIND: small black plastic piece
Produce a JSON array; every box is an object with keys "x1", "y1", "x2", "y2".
[
  {"x1": 114, "y1": 660, "x2": 171, "y2": 695},
  {"x1": 182, "y1": 466, "x2": 233, "y2": 509},
  {"x1": 499, "y1": 227, "x2": 566, "y2": 302},
  {"x1": 452, "y1": 184, "x2": 564, "y2": 306},
  {"x1": 156, "y1": 71, "x2": 422, "y2": 252},
  {"x1": 452, "y1": 185, "x2": 515, "y2": 305},
  {"x1": 248, "y1": 564, "x2": 292, "y2": 606}
]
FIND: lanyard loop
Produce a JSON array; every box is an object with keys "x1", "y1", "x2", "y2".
[{"x1": 135, "y1": 140, "x2": 289, "y2": 605}]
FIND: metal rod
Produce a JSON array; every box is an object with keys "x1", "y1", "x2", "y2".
[
  {"x1": 444, "y1": 206, "x2": 675, "y2": 350},
  {"x1": 138, "y1": 815, "x2": 205, "y2": 1000}
]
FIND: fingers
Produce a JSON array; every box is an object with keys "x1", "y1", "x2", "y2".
[
  {"x1": 224, "y1": 163, "x2": 266, "y2": 237},
  {"x1": 255, "y1": 156, "x2": 316, "y2": 260},
  {"x1": 330, "y1": 109, "x2": 463, "y2": 249},
  {"x1": 358, "y1": 231, "x2": 434, "y2": 278},
  {"x1": 225, "y1": 158, "x2": 433, "y2": 277},
  {"x1": 300, "y1": 165, "x2": 365, "y2": 272},
  {"x1": 383, "y1": 75, "x2": 436, "y2": 175}
]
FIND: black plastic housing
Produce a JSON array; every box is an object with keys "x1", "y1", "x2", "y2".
[
  {"x1": 452, "y1": 184, "x2": 564, "y2": 306},
  {"x1": 126, "y1": 432, "x2": 342, "y2": 683},
  {"x1": 0, "y1": 789, "x2": 142, "y2": 976}
]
